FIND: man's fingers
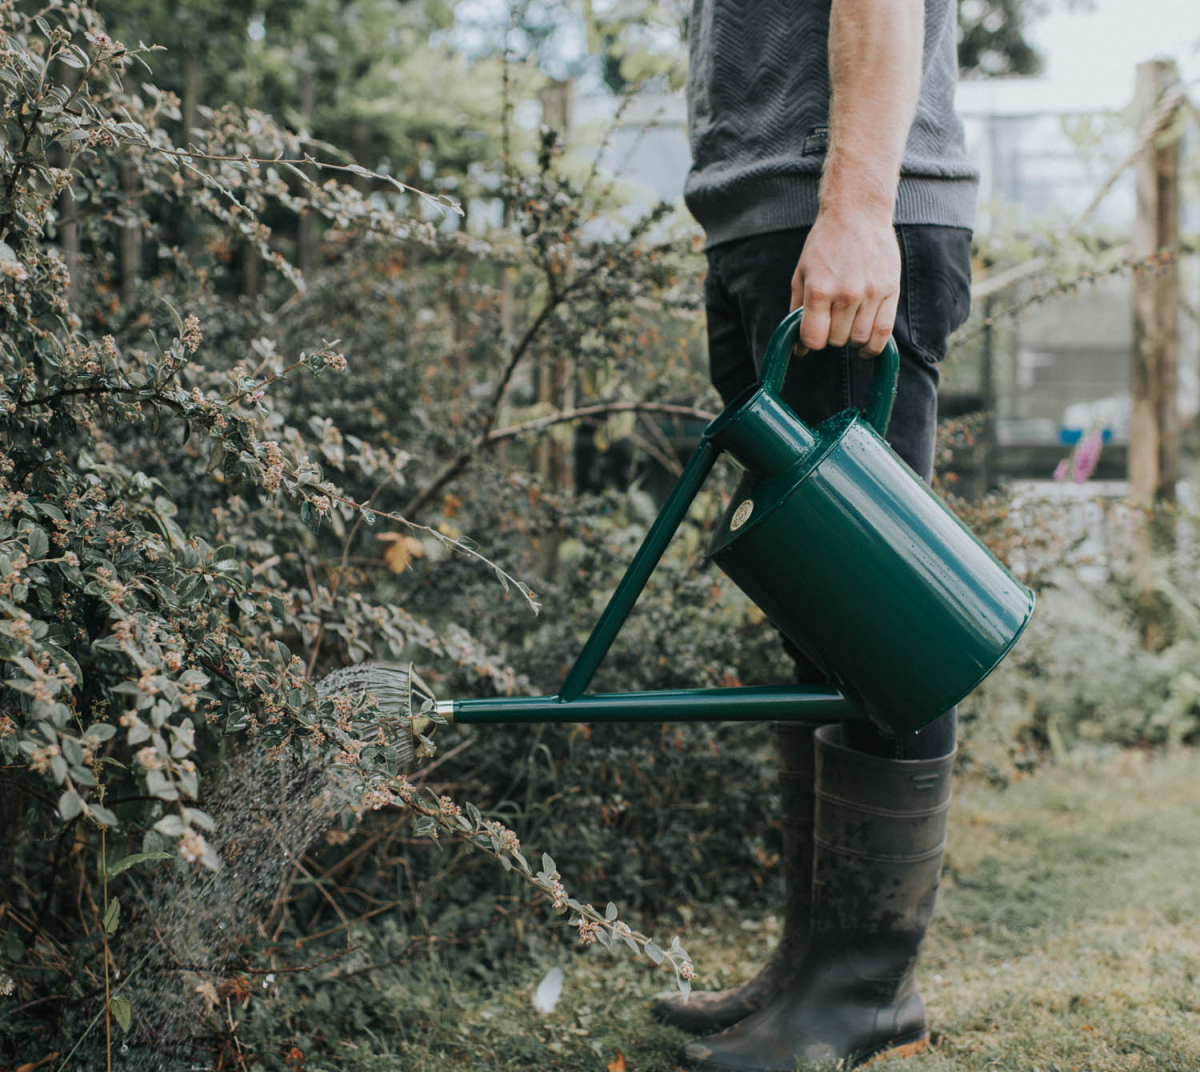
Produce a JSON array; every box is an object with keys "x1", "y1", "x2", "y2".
[
  {"x1": 847, "y1": 300, "x2": 877, "y2": 349},
  {"x1": 798, "y1": 294, "x2": 833, "y2": 353},
  {"x1": 826, "y1": 297, "x2": 860, "y2": 349},
  {"x1": 790, "y1": 269, "x2": 810, "y2": 353},
  {"x1": 862, "y1": 291, "x2": 899, "y2": 357},
  {"x1": 789, "y1": 270, "x2": 805, "y2": 314}
]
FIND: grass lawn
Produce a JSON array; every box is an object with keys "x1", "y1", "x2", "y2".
[{"x1": 325, "y1": 747, "x2": 1200, "y2": 1072}]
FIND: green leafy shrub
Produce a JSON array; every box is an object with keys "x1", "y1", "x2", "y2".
[
  {"x1": 0, "y1": 5, "x2": 716, "y2": 1060},
  {"x1": 6, "y1": 2, "x2": 1193, "y2": 1067}
]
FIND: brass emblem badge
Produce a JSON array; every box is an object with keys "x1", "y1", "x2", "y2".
[{"x1": 730, "y1": 499, "x2": 754, "y2": 531}]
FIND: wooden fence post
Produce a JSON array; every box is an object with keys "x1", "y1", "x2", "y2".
[
  {"x1": 534, "y1": 79, "x2": 576, "y2": 496},
  {"x1": 1129, "y1": 58, "x2": 1182, "y2": 650},
  {"x1": 120, "y1": 76, "x2": 142, "y2": 306},
  {"x1": 183, "y1": 57, "x2": 203, "y2": 261},
  {"x1": 57, "y1": 68, "x2": 80, "y2": 310},
  {"x1": 298, "y1": 68, "x2": 318, "y2": 276}
]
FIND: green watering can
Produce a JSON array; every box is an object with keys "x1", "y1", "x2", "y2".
[{"x1": 402, "y1": 308, "x2": 1033, "y2": 742}]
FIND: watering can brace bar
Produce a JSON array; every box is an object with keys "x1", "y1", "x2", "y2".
[{"x1": 422, "y1": 309, "x2": 1033, "y2": 739}]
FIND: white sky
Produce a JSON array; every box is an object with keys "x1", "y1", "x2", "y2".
[{"x1": 1029, "y1": 0, "x2": 1200, "y2": 108}]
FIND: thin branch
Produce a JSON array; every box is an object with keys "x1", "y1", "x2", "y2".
[
  {"x1": 305, "y1": 472, "x2": 392, "y2": 678},
  {"x1": 484, "y1": 400, "x2": 716, "y2": 446},
  {"x1": 482, "y1": 301, "x2": 560, "y2": 436},
  {"x1": 972, "y1": 256, "x2": 1050, "y2": 302},
  {"x1": 129, "y1": 145, "x2": 462, "y2": 216},
  {"x1": 1071, "y1": 85, "x2": 1189, "y2": 234},
  {"x1": 972, "y1": 85, "x2": 1189, "y2": 303},
  {"x1": 956, "y1": 243, "x2": 1198, "y2": 344}
]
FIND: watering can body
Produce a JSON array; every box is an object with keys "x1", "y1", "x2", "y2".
[
  {"x1": 430, "y1": 308, "x2": 1033, "y2": 740},
  {"x1": 706, "y1": 401, "x2": 1032, "y2": 734}
]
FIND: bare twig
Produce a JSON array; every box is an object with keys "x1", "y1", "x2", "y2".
[
  {"x1": 306, "y1": 473, "x2": 392, "y2": 678},
  {"x1": 486, "y1": 400, "x2": 715, "y2": 445},
  {"x1": 956, "y1": 243, "x2": 1198, "y2": 344},
  {"x1": 971, "y1": 85, "x2": 1190, "y2": 304},
  {"x1": 404, "y1": 399, "x2": 714, "y2": 518}
]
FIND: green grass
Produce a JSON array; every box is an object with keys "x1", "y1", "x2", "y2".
[{"x1": 240, "y1": 748, "x2": 1200, "y2": 1072}]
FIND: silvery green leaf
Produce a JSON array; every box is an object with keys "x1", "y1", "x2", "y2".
[
  {"x1": 58, "y1": 789, "x2": 82, "y2": 821},
  {"x1": 103, "y1": 897, "x2": 120, "y2": 935},
  {"x1": 111, "y1": 994, "x2": 132, "y2": 1033},
  {"x1": 106, "y1": 851, "x2": 172, "y2": 878}
]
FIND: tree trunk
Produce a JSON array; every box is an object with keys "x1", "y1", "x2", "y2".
[{"x1": 57, "y1": 70, "x2": 79, "y2": 310}]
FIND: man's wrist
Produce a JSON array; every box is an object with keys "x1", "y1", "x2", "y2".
[{"x1": 818, "y1": 163, "x2": 898, "y2": 224}]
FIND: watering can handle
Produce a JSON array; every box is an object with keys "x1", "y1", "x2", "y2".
[{"x1": 760, "y1": 307, "x2": 899, "y2": 436}]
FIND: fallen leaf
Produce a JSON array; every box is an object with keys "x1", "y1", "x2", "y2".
[
  {"x1": 378, "y1": 532, "x2": 425, "y2": 573},
  {"x1": 607, "y1": 1051, "x2": 626, "y2": 1072},
  {"x1": 532, "y1": 965, "x2": 564, "y2": 1015},
  {"x1": 194, "y1": 978, "x2": 220, "y2": 1013}
]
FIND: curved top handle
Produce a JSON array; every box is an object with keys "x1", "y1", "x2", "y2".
[{"x1": 760, "y1": 307, "x2": 899, "y2": 436}]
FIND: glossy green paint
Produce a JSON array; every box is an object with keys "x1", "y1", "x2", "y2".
[
  {"x1": 451, "y1": 684, "x2": 850, "y2": 726},
  {"x1": 707, "y1": 310, "x2": 1032, "y2": 732},
  {"x1": 708, "y1": 415, "x2": 1032, "y2": 733},
  {"x1": 441, "y1": 308, "x2": 1032, "y2": 736}
]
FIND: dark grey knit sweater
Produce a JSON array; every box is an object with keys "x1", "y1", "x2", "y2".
[{"x1": 685, "y1": 0, "x2": 978, "y2": 246}]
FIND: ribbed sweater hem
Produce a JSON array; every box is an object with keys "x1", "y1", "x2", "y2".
[{"x1": 694, "y1": 174, "x2": 978, "y2": 249}]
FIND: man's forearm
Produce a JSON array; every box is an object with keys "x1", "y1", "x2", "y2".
[
  {"x1": 821, "y1": 0, "x2": 924, "y2": 222},
  {"x1": 790, "y1": 0, "x2": 924, "y2": 353}
]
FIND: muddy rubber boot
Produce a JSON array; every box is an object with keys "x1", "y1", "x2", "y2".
[
  {"x1": 677, "y1": 725, "x2": 955, "y2": 1071},
  {"x1": 653, "y1": 722, "x2": 825, "y2": 1035}
]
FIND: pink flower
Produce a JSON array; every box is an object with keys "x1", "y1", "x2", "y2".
[
  {"x1": 1072, "y1": 430, "x2": 1104, "y2": 485},
  {"x1": 1052, "y1": 458, "x2": 1069, "y2": 482}
]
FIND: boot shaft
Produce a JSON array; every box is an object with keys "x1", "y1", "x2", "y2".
[{"x1": 811, "y1": 726, "x2": 955, "y2": 978}]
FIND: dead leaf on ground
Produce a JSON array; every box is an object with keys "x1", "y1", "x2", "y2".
[
  {"x1": 607, "y1": 1051, "x2": 626, "y2": 1072},
  {"x1": 195, "y1": 978, "x2": 220, "y2": 1013}
]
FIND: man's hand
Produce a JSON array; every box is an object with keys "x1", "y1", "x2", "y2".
[
  {"x1": 789, "y1": 0, "x2": 923, "y2": 358},
  {"x1": 790, "y1": 206, "x2": 900, "y2": 357}
]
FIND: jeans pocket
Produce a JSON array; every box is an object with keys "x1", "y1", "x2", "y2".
[{"x1": 895, "y1": 226, "x2": 973, "y2": 366}]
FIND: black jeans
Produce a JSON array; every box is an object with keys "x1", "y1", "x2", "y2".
[{"x1": 704, "y1": 224, "x2": 972, "y2": 759}]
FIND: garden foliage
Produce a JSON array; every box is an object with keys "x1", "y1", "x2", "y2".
[
  {"x1": 3, "y1": 0, "x2": 1199, "y2": 1067},
  {"x1": 0, "y1": 2, "x2": 718, "y2": 1058}
]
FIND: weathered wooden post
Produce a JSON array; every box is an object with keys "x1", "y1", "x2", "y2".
[
  {"x1": 183, "y1": 56, "x2": 204, "y2": 261},
  {"x1": 298, "y1": 68, "x2": 318, "y2": 276},
  {"x1": 1129, "y1": 58, "x2": 1182, "y2": 650},
  {"x1": 535, "y1": 78, "x2": 576, "y2": 495},
  {"x1": 120, "y1": 77, "x2": 142, "y2": 306}
]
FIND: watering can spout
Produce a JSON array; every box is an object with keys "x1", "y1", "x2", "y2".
[
  {"x1": 704, "y1": 389, "x2": 816, "y2": 479},
  {"x1": 702, "y1": 307, "x2": 897, "y2": 480}
]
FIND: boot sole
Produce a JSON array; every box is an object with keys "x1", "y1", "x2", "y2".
[
  {"x1": 858, "y1": 1034, "x2": 929, "y2": 1067},
  {"x1": 677, "y1": 1033, "x2": 929, "y2": 1071},
  {"x1": 652, "y1": 993, "x2": 765, "y2": 1036}
]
